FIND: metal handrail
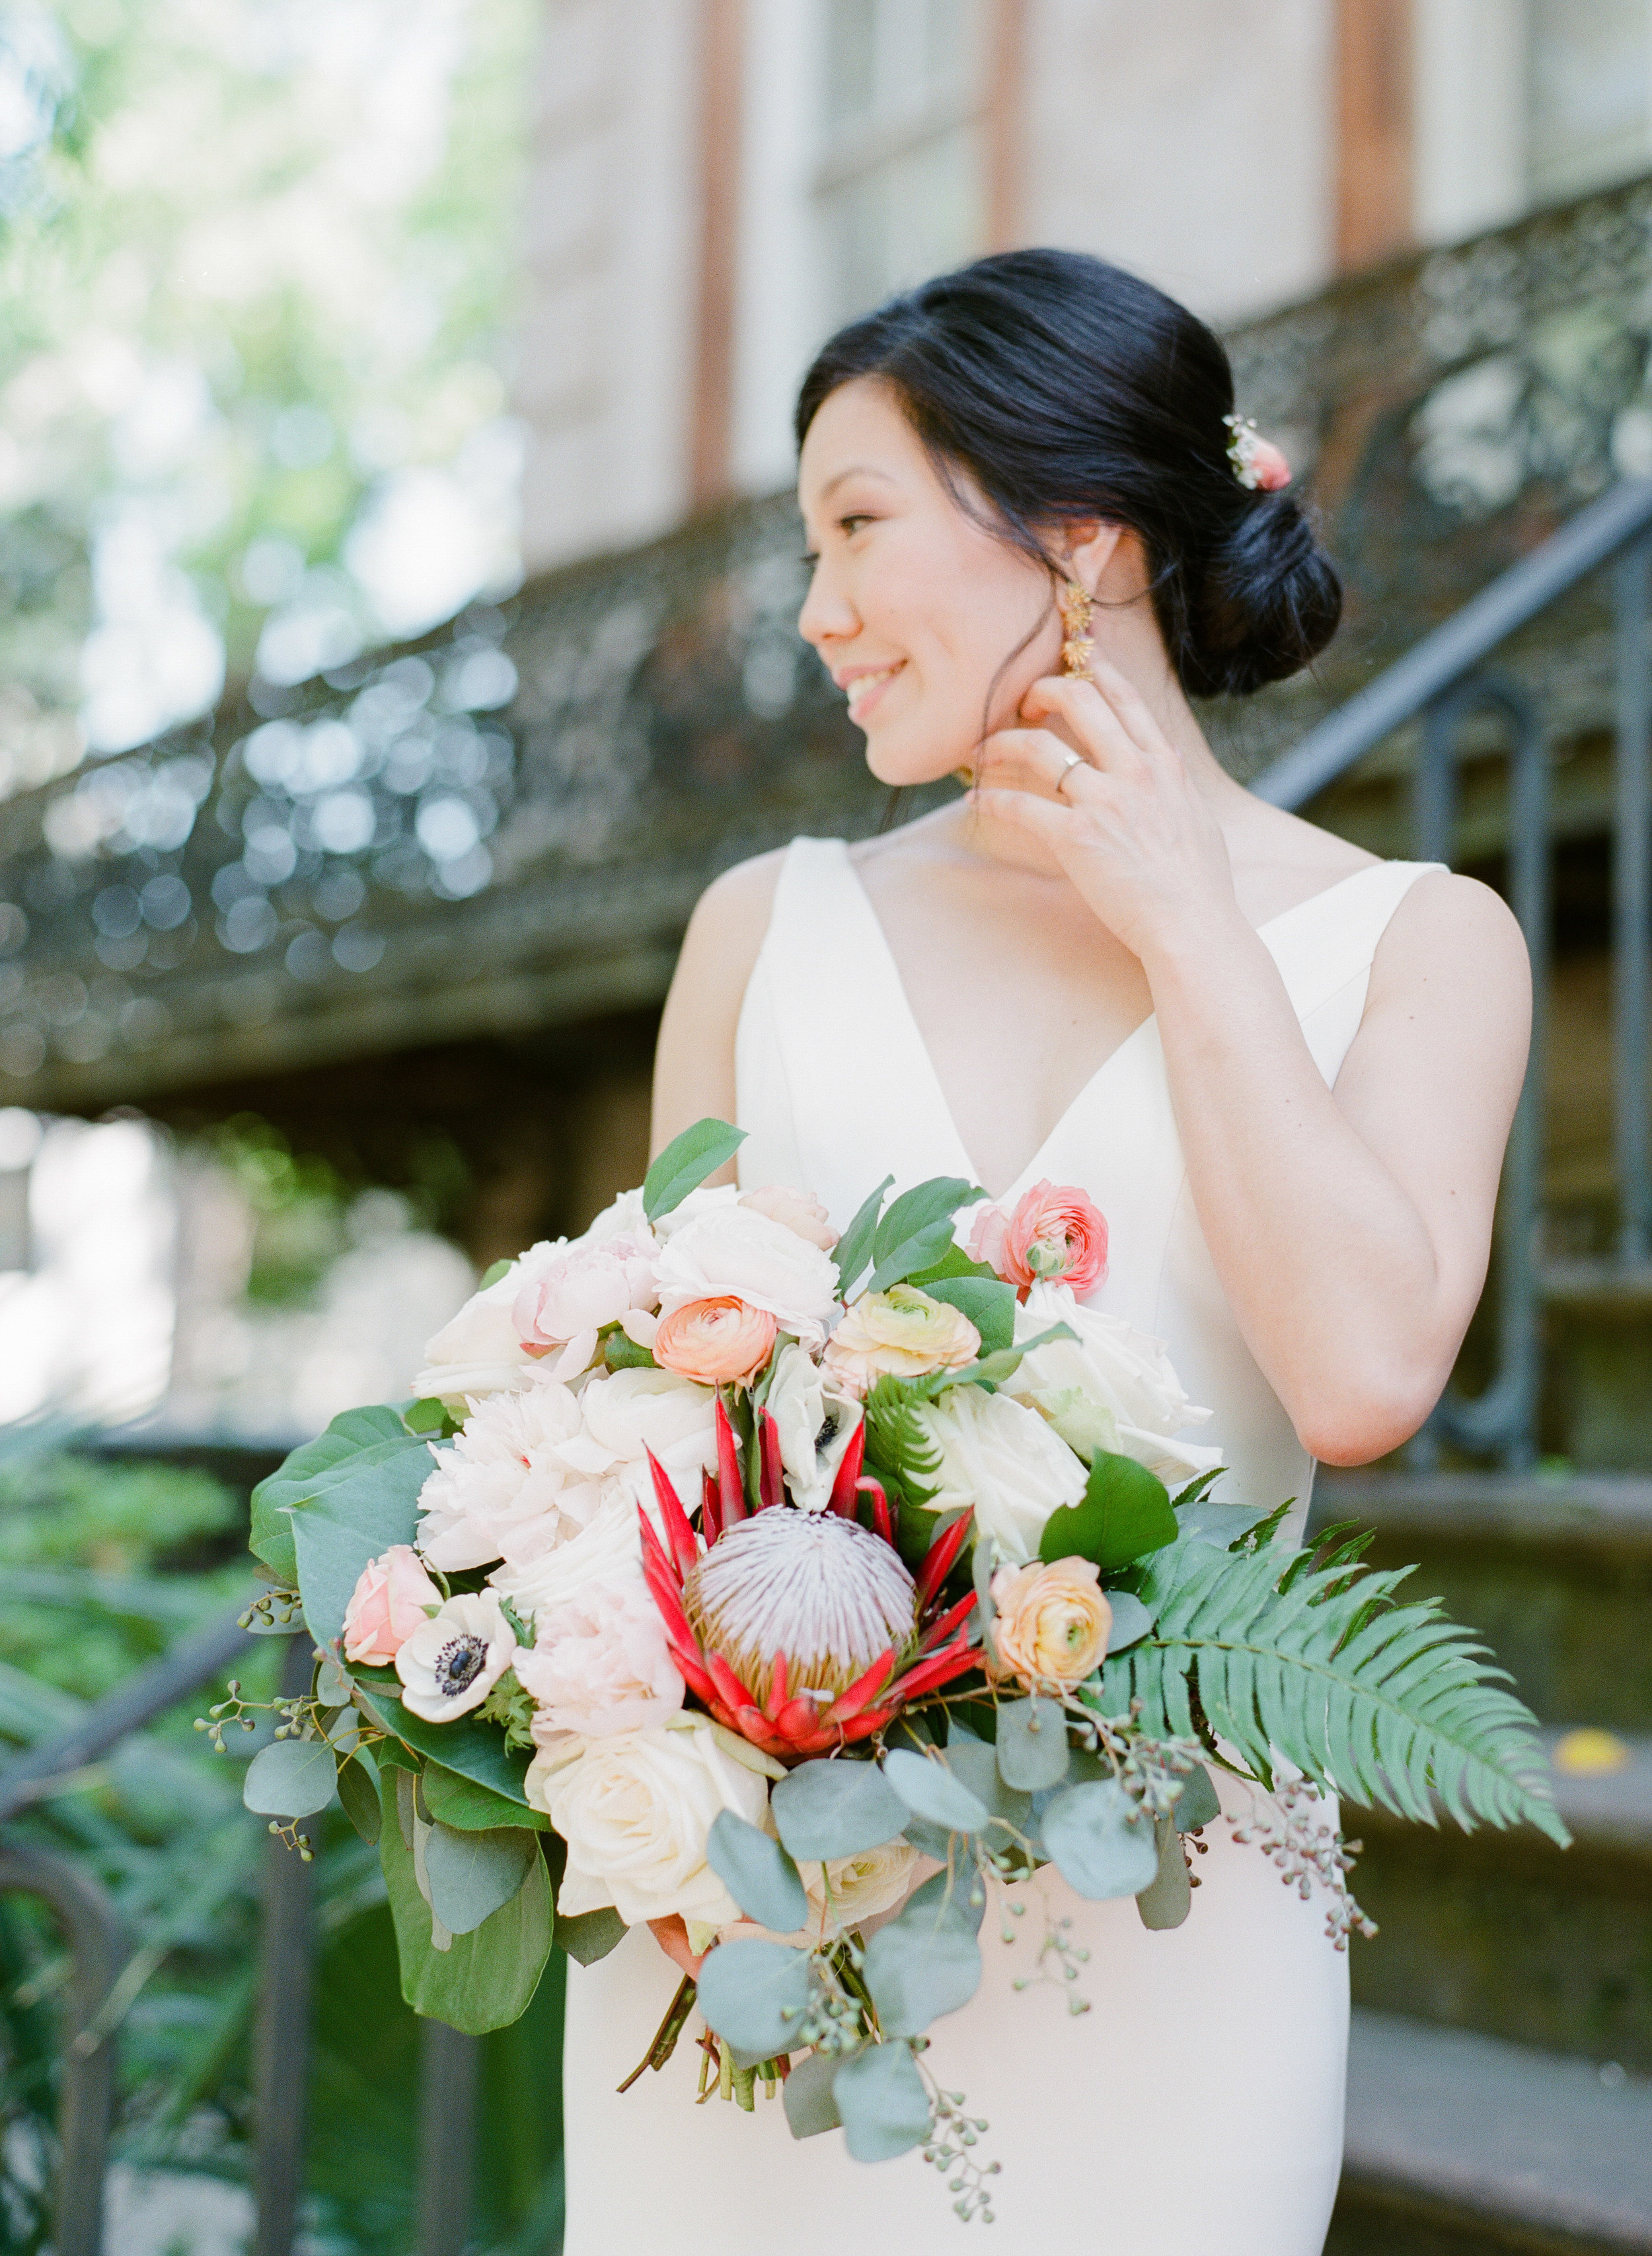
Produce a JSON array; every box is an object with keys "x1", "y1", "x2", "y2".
[{"x1": 1252, "y1": 476, "x2": 1652, "y2": 1466}]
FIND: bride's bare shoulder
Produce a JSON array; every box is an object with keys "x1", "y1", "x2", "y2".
[{"x1": 680, "y1": 844, "x2": 789, "y2": 969}]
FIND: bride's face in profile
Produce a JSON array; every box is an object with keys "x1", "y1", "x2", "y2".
[{"x1": 796, "y1": 377, "x2": 1057, "y2": 786}]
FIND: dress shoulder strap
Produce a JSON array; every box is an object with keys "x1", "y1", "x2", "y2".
[{"x1": 1263, "y1": 859, "x2": 1448, "y2": 1021}]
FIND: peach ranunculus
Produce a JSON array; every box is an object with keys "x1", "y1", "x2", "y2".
[
  {"x1": 969, "y1": 1179, "x2": 1108, "y2": 1300},
  {"x1": 653, "y1": 1297, "x2": 778, "y2": 1385},
  {"x1": 341, "y1": 1544, "x2": 444, "y2": 1665},
  {"x1": 989, "y1": 1556, "x2": 1111, "y2": 1688},
  {"x1": 739, "y1": 1184, "x2": 839, "y2": 1252},
  {"x1": 513, "y1": 1234, "x2": 657, "y2": 1351},
  {"x1": 822, "y1": 1285, "x2": 981, "y2": 1398}
]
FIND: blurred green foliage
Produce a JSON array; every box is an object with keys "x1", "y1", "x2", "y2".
[{"x1": 0, "y1": 1441, "x2": 563, "y2": 2252}]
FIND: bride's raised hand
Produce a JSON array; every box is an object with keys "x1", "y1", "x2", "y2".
[{"x1": 973, "y1": 656, "x2": 1240, "y2": 965}]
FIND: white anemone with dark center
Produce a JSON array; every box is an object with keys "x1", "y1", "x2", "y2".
[
  {"x1": 434, "y1": 1634, "x2": 488, "y2": 1700},
  {"x1": 683, "y1": 1507, "x2": 918, "y2": 1709}
]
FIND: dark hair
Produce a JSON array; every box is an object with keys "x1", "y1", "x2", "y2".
[{"x1": 794, "y1": 248, "x2": 1340, "y2": 699}]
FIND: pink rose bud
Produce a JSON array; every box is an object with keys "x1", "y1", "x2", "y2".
[
  {"x1": 739, "y1": 1185, "x2": 839, "y2": 1251},
  {"x1": 514, "y1": 1235, "x2": 657, "y2": 1350},
  {"x1": 967, "y1": 1178, "x2": 1108, "y2": 1300},
  {"x1": 652, "y1": 1295, "x2": 778, "y2": 1386},
  {"x1": 342, "y1": 1544, "x2": 443, "y2": 1666}
]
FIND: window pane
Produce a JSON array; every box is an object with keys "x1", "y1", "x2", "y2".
[
  {"x1": 825, "y1": 0, "x2": 879, "y2": 129},
  {"x1": 819, "y1": 120, "x2": 986, "y2": 324},
  {"x1": 1529, "y1": 0, "x2": 1652, "y2": 202}
]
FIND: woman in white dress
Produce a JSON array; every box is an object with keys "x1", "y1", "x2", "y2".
[{"x1": 560, "y1": 250, "x2": 1529, "y2": 2254}]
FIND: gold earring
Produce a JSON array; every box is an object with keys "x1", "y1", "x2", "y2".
[{"x1": 1060, "y1": 580, "x2": 1094, "y2": 678}]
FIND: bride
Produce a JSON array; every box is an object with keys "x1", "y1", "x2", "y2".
[{"x1": 559, "y1": 249, "x2": 1528, "y2": 2253}]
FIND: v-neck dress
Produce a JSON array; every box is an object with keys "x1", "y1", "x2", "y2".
[{"x1": 560, "y1": 836, "x2": 1443, "y2": 2256}]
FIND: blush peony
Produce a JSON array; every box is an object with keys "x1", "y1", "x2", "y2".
[
  {"x1": 515, "y1": 1571, "x2": 684, "y2": 1737},
  {"x1": 513, "y1": 1235, "x2": 657, "y2": 1351},
  {"x1": 739, "y1": 1184, "x2": 839, "y2": 1251}
]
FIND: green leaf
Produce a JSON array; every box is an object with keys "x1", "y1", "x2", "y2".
[
  {"x1": 920, "y1": 1275, "x2": 1016, "y2": 1357},
  {"x1": 866, "y1": 1176, "x2": 987, "y2": 1293},
  {"x1": 421, "y1": 1821, "x2": 540, "y2": 1937},
  {"x1": 243, "y1": 1737, "x2": 338, "y2": 1820},
  {"x1": 862, "y1": 1885, "x2": 983, "y2": 2037},
  {"x1": 404, "y1": 1396, "x2": 456, "y2": 1436},
  {"x1": 833, "y1": 2042, "x2": 933, "y2": 2162},
  {"x1": 356, "y1": 1685, "x2": 535, "y2": 1809},
  {"x1": 1103, "y1": 1589, "x2": 1154, "y2": 1653},
  {"x1": 941, "y1": 1735, "x2": 1032, "y2": 1838},
  {"x1": 995, "y1": 1697, "x2": 1070, "y2": 1791},
  {"x1": 1039, "y1": 1778, "x2": 1159, "y2": 1899},
  {"x1": 479, "y1": 1258, "x2": 513, "y2": 1289},
  {"x1": 601, "y1": 1327, "x2": 656, "y2": 1372},
  {"x1": 883, "y1": 1748, "x2": 989, "y2": 1834},
  {"x1": 834, "y1": 1174, "x2": 895, "y2": 1296},
  {"x1": 1039, "y1": 1451, "x2": 1177, "y2": 1575},
  {"x1": 783, "y1": 2048, "x2": 846, "y2": 2139},
  {"x1": 422, "y1": 1761, "x2": 551, "y2": 1833},
  {"x1": 1135, "y1": 1814, "x2": 1192, "y2": 1930},
  {"x1": 861, "y1": 1373, "x2": 944, "y2": 1510},
  {"x1": 250, "y1": 1404, "x2": 428, "y2": 1585},
  {"x1": 907, "y1": 1242, "x2": 998, "y2": 1286},
  {"x1": 695, "y1": 1938, "x2": 811, "y2": 2057},
  {"x1": 706, "y1": 1811, "x2": 809, "y2": 1934},
  {"x1": 642, "y1": 1117, "x2": 746, "y2": 1221},
  {"x1": 1107, "y1": 1530, "x2": 1571, "y2": 1844},
  {"x1": 556, "y1": 1906, "x2": 627, "y2": 1966},
  {"x1": 1176, "y1": 1497, "x2": 1275, "y2": 1548},
  {"x1": 377, "y1": 1769, "x2": 552, "y2": 2032},
  {"x1": 336, "y1": 1752, "x2": 381, "y2": 1843},
  {"x1": 770, "y1": 1756, "x2": 909, "y2": 1860},
  {"x1": 1172, "y1": 1762, "x2": 1222, "y2": 1832}
]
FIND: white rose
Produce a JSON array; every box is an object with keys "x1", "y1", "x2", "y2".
[
  {"x1": 490, "y1": 1489, "x2": 646, "y2": 1616},
  {"x1": 582, "y1": 1188, "x2": 654, "y2": 1246},
  {"x1": 764, "y1": 1341, "x2": 864, "y2": 1512},
  {"x1": 1010, "y1": 1283, "x2": 1223, "y2": 1485},
  {"x1": 650, "y1": 1183, "x2": 741, "y2": 1242},
  {"x1": 515, "y1": 1568, "x2": 683, "y2": 1737},
  {"x1": 911, "y1": 1385, "x2": 1088, "y2": 1563},
  {"x1": 654, "y1": 1203, "x2": 841, "y2": 1347},
  {"x1": 412, "y1": 1248, "x2": 560, "y2": 1407},
  {"x1": 395, "y1": 1590, "x2": 517, "y2": 1722},
  {"x1": 806, "y1": 1840, "x2": 918, "y2": 1939},
  {"x1": 416, "y1": 1381, "x2": 586, "y2": 1571},
  {"x1": 528, "y1": 1715, "x2": 781, "y2": 1926}
]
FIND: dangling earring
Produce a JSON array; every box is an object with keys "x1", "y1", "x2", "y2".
[{"x1": 1060, "y1": 579, "x2": 1094, "y2": 678}]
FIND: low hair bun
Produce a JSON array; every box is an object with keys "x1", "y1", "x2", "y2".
[{"x1": 1181, "y1": 490, "x2": 1343, "y2": 700}]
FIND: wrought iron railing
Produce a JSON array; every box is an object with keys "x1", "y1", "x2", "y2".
[{"x1": 1254, "y1": 475, "x2": 1652, "y2": 1468}]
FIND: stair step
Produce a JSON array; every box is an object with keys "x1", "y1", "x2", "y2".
[
  {"x1": 1332, "y1": 2011, "x2": 1652, "y2": 2254},
  {"x1": 1313, "y1": 1471, "x2": 1652, "y2": 1546}
]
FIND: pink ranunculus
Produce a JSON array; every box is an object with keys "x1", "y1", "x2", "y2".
[
  {"x1": 514, "y1": 1235, "x2": 657, "y2": 1351},
  {"x1": 341, "y1": 1544, "x2": 443, "y2": 1665},
  {"x1": 652, "y1": 1296, "x2": 778, "y2": 1386},
  {"x1": 739, "y1": 1185, "x2": 839, "y2": 1252},
  {"x1": 968, "y1": 1179, "x2": 1109, "y2": 1301}
]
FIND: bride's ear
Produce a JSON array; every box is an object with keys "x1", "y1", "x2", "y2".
[{"x1": 1063, "y1": 519, "x2": 1130, "y2": 596}]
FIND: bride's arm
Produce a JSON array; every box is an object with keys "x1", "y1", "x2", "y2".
[
  {"x1": 648, "y1": 849, "x2": 783, "y2": 1166},
  {"x1": 977, "y1": 664, "x2": 1530, "y2": 1467}
]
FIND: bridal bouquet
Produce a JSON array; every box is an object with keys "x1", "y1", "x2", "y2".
[{"x1": 229, "y1": 1117, "x2": 1565, "y2": 2224}]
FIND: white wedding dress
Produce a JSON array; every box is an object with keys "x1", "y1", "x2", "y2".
[{"x1": 561, "y1": 837, "x2": 1442, "y2": 2255}]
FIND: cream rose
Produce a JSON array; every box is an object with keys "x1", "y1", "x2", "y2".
[
  {"x1": 990, "y1": 1556, "x2": 1111, "y2": 1688},
  {"x1": 1008, "y1": 1282, "x2": 1222, "y2": 1485},
  {"x1": 911, "y1": 1385, "x2": 1087, "y2": 1563},
  {"x1": 527, "y1": 1715, "x2": 782, "y2": 1926},
  {"x1": 515, "y1": 1569, "x2": 683, "y2": 1736},
  {"x1": 654, "y1": 1203, "x2": 841, "y2": 1346},
  {"x1": 395, "y1": 1591, "x2": 517, "y2": 1722},
  {"x1": 764, "y1": 1341, "x2": 863, "y2": 1511},
  {"x1": 823, "y1": 1286, "x2": 981, "y2": 1397},
  {"x1": 739, "y1": 1184, "x2": 839, "y2": 1251}
]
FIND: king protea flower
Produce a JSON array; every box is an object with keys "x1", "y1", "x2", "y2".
[{"x1": 639, "y1": 1397, "x2": 977, "y2": 1759}]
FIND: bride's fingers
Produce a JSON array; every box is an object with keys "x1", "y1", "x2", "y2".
[
  {"x1": 1020, "y1": 669, "x2": 1171, "y2": 773},
  {"x1": 975, "y1": 727, "x2": 1101, "y2": 798},
  {"x1": 972, "y1": 786, "x2": 1084, "y2": 853}
]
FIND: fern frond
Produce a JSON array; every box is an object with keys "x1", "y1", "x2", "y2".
[
  {"x1": 862, "y1": 1374, "x2": 944, "y2": 1508},
  {"x1": 1104, "y1": 1534, "x2": 1569, "y2": 1846}
]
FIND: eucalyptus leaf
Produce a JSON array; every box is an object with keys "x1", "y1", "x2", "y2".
[
  {"x1": 833, "y1": 2042, "x2": 934, "y2": 2162},
  {"x1": 336, "y1": 1751, "x2": 381, "y2": 1844},
  {"x1": 834, "y1": 1174, "x2": 895, "y2": 1296},
  {"x1": 883, "y1": 1748, "x2": 989, "y2": 1835},
  {"x1": 1040, "y1": 1777, "x2": 1159, "y2": 1900},
  {"x1": 642, "y1": 1117, "x2": 745, "y2": 1221},
  {"x1": 1103, "y1": 1589, "x2": 1154, "y2": 1653},
  {"x1": 422, "y1": 1821, "x2": 539, "y2": 1937},
  {"x1": 556, "y1": 1906, "x2": 628, "y2": 1967},
  {"x1": 1136, "y1": 1814, "x2": 1193, "y2": 1930},
  {"x1": 695, "y1": 1939, "x2": 811, "y2": 2058},
  {"x1": 1039, "y1": 1451, "x2": 1177, "y2": 1576},
  {"x1": 770, "y1": 1757, "x2": 909, "y2": 1860},
  {"x1": 243, "y1": 1736, "x2": 338, "y2": 1821},
  {"x1": 1172, "y1": 1762, "x2": 1222, "y2": 1832},
  {"x1": 783, "y1": 2048, "x2": 848, "y2": 2139},
  {"x1": 920, "y1": 1275, "x2": 1016, "y2": 1356},
  {"x1": 899, "y1": 1863, "x2": 988, "y2": 1937},
  {"x1": 942, "y1": 1734, "x2": 1033, "y2": 1834},
  {"x1": 377, "y1": 1768, "x2": 552, "y2": 2031},
  {"x1": 995, "y1": 1697, "x2": 1071, "y2": 1791},
  {"x1": 287, "y1": 1437, "x2": 438, "y2": 1647},
  {"x1": 250, "y1": 1404, "x2": 429, "y2": 1585},
  {"x1": 862, "y1": 1906, "x2": 982, "y2": 2037},
  {"x1": 707, "y1": 1811, "x2": 809, "y2": 1934}
]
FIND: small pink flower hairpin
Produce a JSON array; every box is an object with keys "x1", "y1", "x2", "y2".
[{"x1": 1222, "y1": 412, "x2": 1293, "y2": 493}]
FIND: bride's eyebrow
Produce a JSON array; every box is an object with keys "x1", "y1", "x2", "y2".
[{"x1": 817, "y1": 464, "x2": 898, "y2": 502}]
